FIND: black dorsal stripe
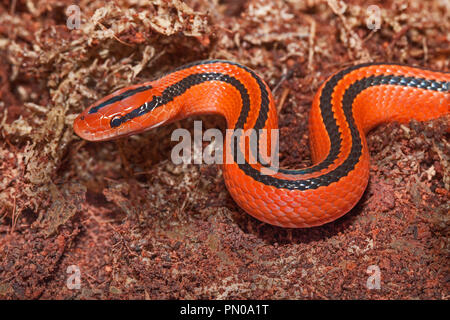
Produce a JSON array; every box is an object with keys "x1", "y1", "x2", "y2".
[
  {"x1": 89, "y1": 85, "x2": 153, "y2": 114},
  {"x1": 111, "y1": 72, "x2": 251, "y2": 127},
  {"x1": 237, "y1": 73, "x2": 448, "y2": 190}
]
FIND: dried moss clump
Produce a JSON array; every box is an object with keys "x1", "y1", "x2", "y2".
[{"x1": 0, "y1": 0, "x2": 212, "y2": 235}]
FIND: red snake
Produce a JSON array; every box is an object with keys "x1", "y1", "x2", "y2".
[{"x1": 74, "y1": 60, "x2": 449, "y2": 227}]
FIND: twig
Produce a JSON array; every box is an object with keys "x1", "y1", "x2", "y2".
[
  {"x1": 307, "y1": 18, "x2": 316, "y2": 72},
  {"x1": 277, "y1": 88, "x2": 290, "y2": 114},
  {"x1": 422, "y1": 37, "x2": 428, "y2": 64},
  {"x1": 0, "y1": 208, "x2": 7, "y2": 221},
  {"x1": 386, "y1": 26, "x2": 409, "y2": 60},
  {"x1": 177, "y1": 195, "x2": 189, "y2": 218},
  {"x1": 10, "y1": 0, "x2": 16, "y2": 15},
  {"x1": 96, "y1": 21, "x2": 135, "y2": 47},
  {"x1": 10, "y1": 195, "x2": 17, "y2": 234},
  {"x1": 272, "y1": 68, "x2": 295, "y2": 95}
]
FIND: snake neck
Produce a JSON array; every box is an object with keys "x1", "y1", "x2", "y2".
[{"x1": 165, "y1": 60, "x2": 278, "y2": 133}]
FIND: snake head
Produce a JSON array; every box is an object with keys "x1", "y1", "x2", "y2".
[{"x1": 74, "y1": 83, "x2": 176, "y2": 141}]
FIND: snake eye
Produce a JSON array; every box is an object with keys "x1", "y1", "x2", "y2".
[{"x1": 110, "y1": 115, "x2": 122, "y2": 128}]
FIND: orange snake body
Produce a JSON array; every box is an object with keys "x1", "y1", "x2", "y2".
[{"x1": 74, "y1": 60, "x2": 449, "y2": 228}]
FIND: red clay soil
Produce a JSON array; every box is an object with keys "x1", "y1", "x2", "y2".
[{"x1": 0, "y1": 0, "x2": 449, "y2": 299}]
